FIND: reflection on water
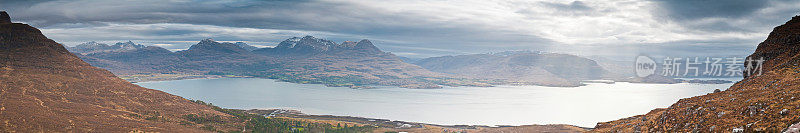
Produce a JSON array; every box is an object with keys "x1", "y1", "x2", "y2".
[{"x1": 136, "y1": 78, "x2": 735, "y2": 127}]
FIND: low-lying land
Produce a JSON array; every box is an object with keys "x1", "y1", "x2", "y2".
[
  {"x1": 233, "y1": 107, "x2": 589, "y2": 133},
  {"x1": 119, "y1": 73, "x2": 252, "y2": 83},
  {"x1": 611, "y1": 75, "x2": 734, "y2": 84}
]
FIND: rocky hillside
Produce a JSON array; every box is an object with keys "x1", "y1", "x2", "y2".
[
  {"x1": 0, "y1": 11, "x2": 230, "y2": 132},
  {"x1": 414, "y1": 51, "x2": 609, "y2": 86},
  {"x1": 592, "y1": 16, "x2": 800, "y2": 132}
]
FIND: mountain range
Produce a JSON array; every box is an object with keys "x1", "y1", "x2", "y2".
[
  {"x1": 72, "y1": 36, "x2": 468, "y2": 88},
  {"x1": 71, "y1": 34, "x2": 716, "y2": 88},
  {"x1": 67, "y1": 41, "x2": 146, "y2": 54},
  {"x1": 71, "y1": 35, "x2": 621, "y2": 88}
]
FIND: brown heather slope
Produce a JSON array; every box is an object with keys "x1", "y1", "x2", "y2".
[
  {"x1": 592, "y1": 16, "x2": 800, "y2": 132},
  {"x1": 0, "y1": 12, "x2": 229, "y2": 132}
]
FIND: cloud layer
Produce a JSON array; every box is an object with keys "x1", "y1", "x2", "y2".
[{"x1": 1, "y1": 0, "x2": 798, "y2": 58}]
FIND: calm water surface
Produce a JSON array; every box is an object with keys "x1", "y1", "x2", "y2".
[{"x1": 136, "y1": 78, "x2": 736, "y2": 127}]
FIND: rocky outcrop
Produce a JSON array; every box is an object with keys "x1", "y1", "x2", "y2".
[
  {"x1": 786, "y1": 122, "x2": 800, "y2": 132},
  {"x1": 745, "y1": 16, "x2": 800, "y2": 78},
  {"x1": 593, "y1": 16, "x2": 800, "y2": 133},
  {"x1": 114, "y1": 41, "x2": 145, "y2": 50},
  {"x1": 0, "y1": 11, "x2": 10, "y2": 24},
  {"x1": 234, "y1": 42, "x2": 259, "y2": 51},
  {"x1": 337, "y1": 39, "x2": 381, "y2": 52},
  {"x1": 340, "y1": 41, "x2": 358, "y2": 47},
  {"x1": 353, "y1": 39, "x2": 382, "y2": 54}
]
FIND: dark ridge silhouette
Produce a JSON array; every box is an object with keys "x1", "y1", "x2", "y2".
[{"x1": 0, "y1": 11, "x2": 10, "y2": 24}]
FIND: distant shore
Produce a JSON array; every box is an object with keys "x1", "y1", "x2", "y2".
[
  {"x1": 124, "y1": 73, "x2": 737, "y2": 89},
  {"x1": 119, "y1": 74, "x2": 252, "y2": 83}
]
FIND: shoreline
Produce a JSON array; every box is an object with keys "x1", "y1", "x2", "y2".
[
  {"x1": 124, "y1": 73, "x2": 738, "y2": 89},
  {"x1": 120, "y1": 74, "x2": 253, "y2": 83},
  {"x1": 243, "y1": 108, "x2": 592, "y2": 132}
]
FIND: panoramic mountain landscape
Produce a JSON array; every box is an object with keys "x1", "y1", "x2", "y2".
[
  {"x1": 0, "y1": 11, "x2": 590, "y2": 133},
  {"x1": 3, "y1": 0, "x2": 800, "y2": 132}
]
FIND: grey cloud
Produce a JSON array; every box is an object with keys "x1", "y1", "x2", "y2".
[
  {"x1": 541, "y1": 1, "x2": 593, "y2": 12},
  {"x1": 653, "y1": 0, "x2": 768, "y2": 20},
  {"x1": 2, "y1": 0, "x2": 562, "y2": 58},
  {"x1": 653, "y1": 0, "x2": 800, "y2": 33},
  {"x1": 1, "y1": 0, "x2": 556, "y2": 58},
  {"x1": 516, "y1": 1, "x2": 599, "y2": 17},
  {"x1": 0, "y1": 0, "x2": 795, "y2": 59},
  {"x1": 5, "y1": 0, "x2": 305, "y2": 28}
]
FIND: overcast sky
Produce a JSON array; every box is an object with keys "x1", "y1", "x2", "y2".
[{"x1": 2, "y1": 0, "x2": 798, "y2": 59}]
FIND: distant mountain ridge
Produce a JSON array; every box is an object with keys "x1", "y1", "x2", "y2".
[
  {"x1": 415, "y1": 52, "x2": 609, "y2": 86},
  {"x1": 234, "y1": 42, "x2": 259, "y2": 51},
  {"x1": 67, "y1": 41, "x2": 146, "y2": 54},
  {"x1": 254, "y1": 35, "x2": 383, "y2": 57},
  {"x1": 70, "y1": 36, "x2": 623, "y2": 88},
  {"x1": 71, "y1": 36, "x2": 476, "y2": 88},
  {"x1": 180, "y1": 38, "x2": 252, "y2": 57}
]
